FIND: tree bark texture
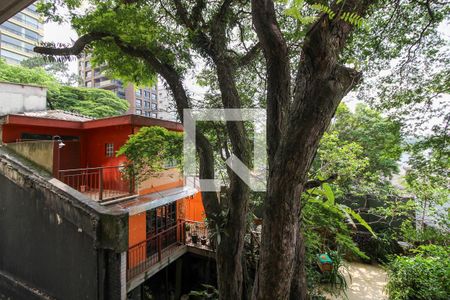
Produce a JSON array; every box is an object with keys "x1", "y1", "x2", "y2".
[{"x1": 251, "y1": 1, "x2": 370, "y2": 299}]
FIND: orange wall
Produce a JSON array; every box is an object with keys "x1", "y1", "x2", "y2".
[
  {"x1": 2, "y1": 122, "x2": 186, "y2": 192},
  {"x1": 2, "y1": 124, "x2": 84, "y2": 143},
  {"x1": 138, "y1": 178, "x2": 184, "y2": 195},
  {"x1": 183, "y1": 192, "x2": 205, "y2": 222},
  {"x1": 128, "y1": 212, "x2": 147, "y2": 268},
  {"x1": 129, "y1": 212, "x2": 147, "y2": 247}
]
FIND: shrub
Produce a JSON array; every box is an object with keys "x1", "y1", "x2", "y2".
[
  {"x1": 385, "y1": 245, "x2": 450, "y2": 300},
  {"x1": 400, "y1": 220, "x2": 450, "y2": 247}
]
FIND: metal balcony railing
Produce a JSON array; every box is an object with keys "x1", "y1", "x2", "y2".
[
  {"x1": 127, "y1": 220, "x2": 186, "y2": 280},
  {"x1": 58, "y1": 166, "x2": 134, "y2": 201}
]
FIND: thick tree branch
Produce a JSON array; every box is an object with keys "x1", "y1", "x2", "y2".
[
  {"x1": 251, "y1": 0, "x2": 290, "y2": 163},
  {"x1": 110, "y1": 37, "x2": 222, "y2": 216},
  {"x1": 33, "y1": 32, "x2": 222, "y2": 217},
  {"x1": 34, "y1": 33, "x2": 109, "y2": 56}
]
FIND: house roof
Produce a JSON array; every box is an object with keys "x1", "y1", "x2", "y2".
[
  {"x1": 2, "y1": 112, "x2": 183, "y2": 131},
  {"x1": 116, "y1": 186, "x2": 198, "y2": 215},
  {"x1": 17, "y1": 110, "x2": 93, "y2": 122}
]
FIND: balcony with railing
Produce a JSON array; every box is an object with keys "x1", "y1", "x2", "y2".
[
  {"x1": 126, "y1": 220, "x2": 213, "y2": 285},
  {"x1": 58, "y1": 166, "x2": 134, "y2": 201},
  {"x1": 127, "y1": 220, "x2": 187, "y2": 281}
]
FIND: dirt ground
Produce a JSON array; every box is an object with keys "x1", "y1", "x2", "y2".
[{"x1": 323, "y1": 262, "x2": 388, "y2": 300}]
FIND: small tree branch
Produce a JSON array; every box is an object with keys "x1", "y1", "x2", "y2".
[
  {"x1": 304, "y1": 174, "x2": 338, "y2": 190},
  {"x1": 238, "y1": 42, "x2": 261, "y2": 66}
]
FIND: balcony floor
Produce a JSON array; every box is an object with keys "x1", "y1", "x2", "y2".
[{"x1": 81, "y1": 189, "x2": 131, "y2": 201}]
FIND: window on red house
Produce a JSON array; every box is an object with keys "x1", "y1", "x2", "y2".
[{"x1": 105, "y1": 143, "x2": 114, "y2": 157}]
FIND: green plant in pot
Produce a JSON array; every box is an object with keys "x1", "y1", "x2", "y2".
[{"x1": 191, "y1": 225, "x2": 199, "y2": 244}]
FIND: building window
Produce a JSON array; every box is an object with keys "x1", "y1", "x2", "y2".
[
  {"x1": 144, "y1": 101, "x2": 150, "y2": 108},
  {"x1": 1, "y1": 35, "x2": 34, "y2": 53},
  {"x1": 1, "y1": 49, "x2": 25, "y2": 63},
  {"x1": 135, "y1": 100, "x2": 142, "y2": 107},
  {"x1": 85, "y1": 70, "x2": 92, "y2": 78},
  {"x1": 151, "y1": 103, "x2": 157, "y2": 110},
  {"x1": 151, "y1": 113, "x2": 157, "y2": 118},
  {"x1": 135, "y1": 89, "x2": 142, "y2": 97},
  {"x1": 144, "y1": 91, "x2": 150, "y2": 98},
  {"x1": 136, "y1": 109, "x2": 142, "y2": 115},
  {"x1": 145, "y1": 111, "x2": 150, "y2": 117},
  {"x1": 105, "y1": 143, "x2": 114, "y2": 157},
  {"x1": 151, "y1": 93, "x2": 157, "y2": 101},
  {"x1": 85, "y1": 81, "x2": 92, "y2": 87},
  {"x1": 85, "y1": 61, "x2": 90, "y2": 68}
]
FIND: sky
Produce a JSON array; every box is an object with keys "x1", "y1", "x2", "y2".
[{"x1": 43, "y1": 21, "x2": 78, "y2": 74}]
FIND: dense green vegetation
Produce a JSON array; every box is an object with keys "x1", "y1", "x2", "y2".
[
  {"x1": 312, "y1": 103, "x2": 402, "y2": 199},
  {"x1": 21, "y1": 56, "x2": 81, "y2": 86},
  {"x1": 305, "y1": 102, "x2": 449, "y2": 297},
  {"x1": 0, "y1": 59, "x2": 129, "y2": 118},
  {"x1": 47, "y1": 85, "x2": 129, "y2": 118},
  {"x1": 386, "y1": 245, "x2": 450, "y2": 300},
  {"x1": 116, "y1": 126, "x2": 183, "y2": 183}
]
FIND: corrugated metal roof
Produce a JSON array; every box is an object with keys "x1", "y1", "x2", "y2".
[
  {"x1": 118, "y1": 186, "x2": 198, "y2": 215},
  {"x1": 16, "y1": 110, "x2": 93, "y2": 122}
]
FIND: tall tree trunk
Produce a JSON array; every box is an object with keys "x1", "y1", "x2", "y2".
[
  {"x1": 215, "y1": 175, "x2": 250, "y2": 300},
  {"x1": 289, "y1": 219, "x2": 308, "y2": 300}
]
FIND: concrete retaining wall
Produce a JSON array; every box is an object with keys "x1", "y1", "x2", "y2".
[
  {"x1": 0, "y1": 147, "x2": 128, "y2": 300},
  {"x1": 6, "y1": 140, "x2": 54, "y2": 173}
]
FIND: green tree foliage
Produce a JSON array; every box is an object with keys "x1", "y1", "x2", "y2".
[
  {"x1": 47, "y1": 86, "x2": 129, "y2": 118},
  {"x1": 0, "y1": 59, "x2": 129, "y2": 118},
  {"x1": 332, "y1": 104, "x2": 402, "y2": 177},
  {"x1": 116, "y1": 126, "x2": 183, "y2": 183},
  {"x1": 21, "y1": 55, "x2": 81, "y2": 86},
  {"x1": 0, "y1": 58, "x2": 59, "y2": 89},
  {"x1": 386, "y1": 245, "x2": 450, "y2": 300},
  {"x1": 404, "y1": 147, "x2": 449, "y2": 230},
  {"x1": 312, "y1": 103, "x2": 402, "y2": 199},
  {"x1": 346, "y1": 0, "x2": 450, "y2": 176}
]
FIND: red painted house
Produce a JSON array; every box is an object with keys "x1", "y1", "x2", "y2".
[{"x1": 0, "y1": 110, "x2": 207, "y2": 288}]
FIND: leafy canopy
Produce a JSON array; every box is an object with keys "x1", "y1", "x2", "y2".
[
  {"x1": 116, "y1": 126, "x2": 183, "y2": 183},
  {"x1": 21, "y1": 55, "x2": 80, "y2": 86},
  {"x1": 47, "y1": 86, "x2": 129, "y2": 118},
  {"x1": 312, "y1": 103, "x2": 402, "y2": 200}
]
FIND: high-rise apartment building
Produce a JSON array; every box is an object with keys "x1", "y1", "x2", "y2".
[
  {"x1": 0, "y1": 3, "x2": 43, "y2": 64},
  {"x1": 157, "y1": 81, "x2": 178, "y2": 121},
  {"x1": 78, "y1": 54, "x2": 166, "y2": 118}
]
